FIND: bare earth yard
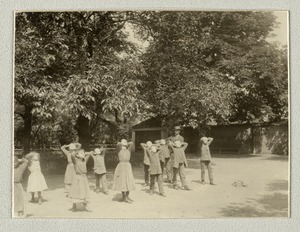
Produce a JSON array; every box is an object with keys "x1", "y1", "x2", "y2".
[{"x1": 20, "y1": 154, "x2": 289, "y2": 218}]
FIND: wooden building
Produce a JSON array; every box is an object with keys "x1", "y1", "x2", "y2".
[{"x1": 131, "y1": 117, "x2": 288, "y2": 156}]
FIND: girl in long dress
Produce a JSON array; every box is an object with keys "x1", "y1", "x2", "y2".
[
  {"x1": 14, "y1": 156, "x2": 28, "y2": 217},
  {"x1": 113, "y1": 139, "x2": 136, "y2": 203},
  {"x1": 25, "y1": 152, "x2": 48, "y2": 205},
  {"x1": 60, "y1": 143, "x2": 81, "y2": 194},
  {"x1": 68, "y1": 149, "x2": 93, "y2": 212}
]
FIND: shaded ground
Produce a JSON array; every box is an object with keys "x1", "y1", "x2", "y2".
[{"x1": 18, "y1": 154, "x2": 289, "y2": 218}]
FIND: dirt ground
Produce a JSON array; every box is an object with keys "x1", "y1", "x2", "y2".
[{"x1": 19, "y1": 154, "x2": 289, "y2": 218}]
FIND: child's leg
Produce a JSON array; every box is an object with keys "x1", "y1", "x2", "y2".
[
  {"x1": 126, "y1": 191, "x2": 133, "y2": 202},
  {"x1": 100, "y1": 173, "x2": 108, "y2": 194},
  {"x1": 119, "y1": 191, "x2": 126, "y2": 202},
  {"x1": 95, "y1": 173, "x2": 100, "y2": 191},
  {"x1": 200, "y1": 161, "x2": 206, "y2": 182},
  {"x1": 172, "y1": 168, "x2": 179, "y2": 187},
  {"x1": 178, "y1": 164, "x2": 188, "y2": 188},
  {"x1": 31, "y1": 192, "x2": 35, "y2": 202},
  {"x1": 165, "y1": 158, "x2": 172, "y2": 182},
  {"x1": 207, "y1": 161, "x2": 214, "y2": 184},
  {"x1": 150, "y1": 175, "x2": 155, "y2": 194},
  {"x1": 144, "y1": 164, "x2": 150, "y2": 185},
  {"x1": 38, "y1": 191, "x2": 42, "y2": 204},
  {"x1": 124, "y1": 191, "x2": 131, "y2": 203},
  {"x1": 160, "y1": 161, "x2": 165, "y2": 174},
  {"x1": 157, "y1": 174, "x2": 165, "y2": 195},
  {"x1": 83, "y1": 202, "x2": 92, "y2": 212}
]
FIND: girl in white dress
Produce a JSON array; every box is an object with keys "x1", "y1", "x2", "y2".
[{"x1": 25, "y1": 152, "x2": 48, "y2": 205}]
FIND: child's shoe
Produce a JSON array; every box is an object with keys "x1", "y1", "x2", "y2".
[
  {"x1": 124, "y1": 197, "x2": 132, "y2": 203},
  {"x1": 173, "y1": 185, "x2": 179, "y2": 190},
  {"x1": 150, "y1": 190, "x2": 154, "y2": 195},
  {"x1": 160, "y1": 193, "x2": 166, "y2": 197},
  {"x1": 184, "y1": 186, "x2": 191, "y2": 191},
  {"x1": 38, "y1": 197, "x2": 42, "y2": 205}
]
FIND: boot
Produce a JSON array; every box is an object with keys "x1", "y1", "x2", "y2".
[
  {"x1": 38, "y1": 197, "x2": 42, "y2": 205},
  {"x1": 71, "y1": 203, "x2": 77, "y2": 212}
]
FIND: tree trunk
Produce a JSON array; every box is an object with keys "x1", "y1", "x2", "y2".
[
  {"x1": 75, "y1": 114, "x2": 91, "y2": 150},
  {"x1": 23, "y1": 105, "x2": 33, "y2": 155}
]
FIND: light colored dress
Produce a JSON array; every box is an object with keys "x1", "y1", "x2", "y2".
[
  {"x1": 27, "y1": 161, "x2": 48, "y2": 192},
  {"x1": 68, "y1": 155, "x2": 91, "y2": 203},
  {"x1": 113, "y1": 147, "x2": 136, "y2": 191},
  {"x1": 64, "y1": 152, "x2": 75, "y2": 185},
  {"x1": 14, "y1": 159, "x2": 28, "y2": 213}
]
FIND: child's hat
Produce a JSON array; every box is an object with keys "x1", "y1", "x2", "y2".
[
  {"x1": 94, "y1": 148, "x2": 101, "y2": 155},
  {"x1": 69, "y1": 143, "x2": 81, "y2": 151},
  {"x1": 174, "y1": 141, "x2": 182, "y2": 148},
  {"x1": 121, "y1": 139, "x2": 128, "y2": 146},
  {"x1": 160, "y1": 139, "x2": 166, "y2": 145},
  {"x1": 200, "y1": 137, "x2": 208, "y2": 142},
  {"x1": 150, "y1": 145, "x2": 157, "y2": 153},
  {"x1": 173, "y1": 126, "x2": 182, "y2": 131},
  {"x1": 146, "y1": 141, "x2": 152, "y2": 147}
]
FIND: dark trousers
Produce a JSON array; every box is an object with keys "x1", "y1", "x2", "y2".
[
  {"x1": 144, "y1": 164, "x2": 150, "y2": 184},
  {"x1": 150, "y1": 174, "x2": 164, "y2": 194},
  {"x1": 200, "y1": 161, "x2": 213, "y2": 183},
  {"x1": 172, "y1": 163, "x2": 187, "y2": 187},
  {"x1": 164, "y1": 157, "x2": 172, "y2": 181},
  {"x1": 95, "y1": 173, "x2": 108, "y2": 192}
]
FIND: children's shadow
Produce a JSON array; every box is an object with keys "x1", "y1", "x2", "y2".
[
  {"x1": 192, "y1": 180, "x2": 202, "y2": 184},
  {"x1": 111, "y1": 193, "x2": 123, "y2": 202},
  {"x1": 140, "y1": 188, "x2": 151, "y2": 194}
]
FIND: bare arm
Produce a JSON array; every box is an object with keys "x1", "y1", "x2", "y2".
[
  {"x1": 116, "y1": 142, "x2": 122, "y2": 154},
  {"x1": 140, "y1": 143, "x2": 147, "y2": 148},
  {"x1": 60, "y1": 145, "x2": 69, "y2": 156},
  {"x1": 207, "y1": 138, "x2": 213, "y2": 145},
  {"x1": 19, "y1": 158, "x2": 29, "y2": 173},
  {"x1": 182, "y1": 142, "x2": 188, "y2": 151},
  {"x1": 84, "y1": 151, "x2": 93, "y2": 163},
  {"x1": 168, "y1": 142, "x2": 175, "y2": 153}
]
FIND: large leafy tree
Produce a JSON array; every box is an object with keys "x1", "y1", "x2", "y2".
[
  {"x1": 15, "y1": 12, "x2": 71, "y2": 153},
  {"x1": 15, "y1": 12, "x2": 148, "y2": 151},
  {"x1": 130, "y1": 11, "x2": 287, "y2": 128}
]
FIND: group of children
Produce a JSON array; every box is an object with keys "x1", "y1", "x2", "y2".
[
  {"x1": 14, "y1": 152, "x2": 48, "y2": 217},
  {"x1": 13, "y1": 129, "x2": 215, "y2": 217}
]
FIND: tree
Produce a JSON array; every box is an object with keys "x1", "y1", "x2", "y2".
[
  {"x1": 130, "y1": 11, "x2": 287, "y2": 128},
  {"x1": 15, "y1": 12, "x2": 149, "y2": 151},
  {"x1": 15, "y1": 12, "x2": 70, "y2": 153}
]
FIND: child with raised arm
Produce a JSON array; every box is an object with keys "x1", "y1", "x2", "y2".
[
  {"x1": 14, "y1": 156, "x2": 29, "y2": 217},
  {"x1": 91, "y1": 147, "x2": 108, "y2": 194},
  {"x1": 146, "y1": 145, "x2": 166, "y2": 197},
  {"x1": 113, "y1": 139, "x2": 136, "y2": 203},
  {"x1": 199, "y1": 137, "x2": 215, "y2": 185},
  {"x1": 169, "y1": 141, "x2": 191, "y2": 190},
  {"x1": 68, "y1": 149, "x2": 93, "y2": 212},
  {"x1": 25, "y1": 152, "x2": 48, "y2": 205},
  {"x1": 140, "y1": 141, "x2": 152, "y2": 186},
  {"x1": 60, "y1": 143, "x2": 81, "y2": 194},
  {"x1": 157, "y1": 139, "x2": 171, "y2": 182}
]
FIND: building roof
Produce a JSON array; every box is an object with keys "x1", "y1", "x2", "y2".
[{"x1": 132, "y1": 117, "x2": 163, "y2": 129}]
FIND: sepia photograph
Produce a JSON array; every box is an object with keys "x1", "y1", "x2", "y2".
[{"x1": 13, "y1": 10, "x2": 289, "y2": 219}]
